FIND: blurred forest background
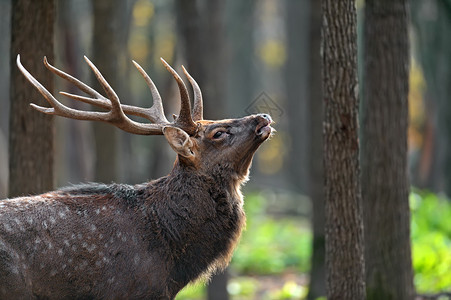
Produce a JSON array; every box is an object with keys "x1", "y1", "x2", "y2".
[{"x1": 1, "y1": 0, "x2": 451, "y2": 299}]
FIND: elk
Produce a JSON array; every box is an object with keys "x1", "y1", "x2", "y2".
[{"x1": 0, "y1": 54, "x2": 273, "y2": 299}]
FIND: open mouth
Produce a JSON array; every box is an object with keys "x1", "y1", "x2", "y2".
[{"x1": 256, "y1": 120, "x2": 273, "y2": 138}]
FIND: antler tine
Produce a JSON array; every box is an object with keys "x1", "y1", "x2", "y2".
[
  {"x1": 17, "y1": 54, "x2": 100, "y2": 119},
  {"x1": 83, "y1": 56, "x2": 123, "y2": 114},
  {"x1": 132, "y1": 60, "x2": 169, "y2": 124},
  {"x1": 17, "y1": 54, "x2": 165, "y2": 135},
  {"x1": 82, "y1": 56, "x2": 167, "y2": 134},
  {"x1": 44, "y1": 56, "x2": 163, "y2": 123},
  {"x1": 160, "y1": 58, "x2": 197, "y2": 135},
  {"x1": 44, "y1": 56, "x2": 106, "y2": 100},
  {"x1": 181, "y1": 66, "x2": 203, "y2": 121}
]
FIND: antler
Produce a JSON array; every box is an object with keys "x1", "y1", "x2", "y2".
[
  {"x1": 182, "y1": 65, "x2": 203, "y2": 121},
  {"x1": 16, "y1": 54, "x2": 203, "y2": 136},
  {"x1": 159, "y1": 58, "x2": 197, "y2": 134}
]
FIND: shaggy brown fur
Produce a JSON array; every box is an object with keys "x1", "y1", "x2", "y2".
[{"x1": 0, "y1": 114, "x2": 272, "y2": 299}]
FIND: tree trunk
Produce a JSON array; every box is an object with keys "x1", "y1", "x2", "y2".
[
  {"x1": 322, "y1": 1, "x2": 366, "y2": 299},
  {"x1": 306, "y1": 0, "x2": 325, "y2": 298},
  {"x1": 361, "y1": 1, "x2": 414, "y2": 299},
  {"x1": 285, "y1": 0, "x2": 310, "y2": 193},
  {"x1": 225, "y1": 0, "x2": 256, "y2": 117},
  {"x1": 9, "y1": 0, "x2": 55, "y2": 197},
  {"x1": 91, "y1": 0, "x2": 122, "y2": 183},
  {"x1": 57, "y1": 0, "x2": 95, "y2": 185},
  {"x1": 202, "y1": 0, "x2": 226, "y2": 120},
  {"x1": 175, "y1": 0, "x2": 206, "y2": 103},
  {"x1": 0, "y1": 0, "x2": 11, "y2": 198},
  {"x1": 175, "y1": 0, "x2": 226, "y2": 120}
]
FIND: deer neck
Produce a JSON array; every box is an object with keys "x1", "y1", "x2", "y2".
[{"x1": 169, "y1": 158, "x2": 245, "y2": 201}]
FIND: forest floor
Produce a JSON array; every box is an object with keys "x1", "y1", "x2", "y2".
[
  {"x1": 177, "y1": 270, "x2": 310, "y2": 300},
  {"x1": 231, "y1": 271, "x2": 309, "y2": 299}
]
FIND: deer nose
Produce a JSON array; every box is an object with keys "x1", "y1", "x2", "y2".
[{"x1": 258, "y1": 113, "x2": 272, "y2": 123}]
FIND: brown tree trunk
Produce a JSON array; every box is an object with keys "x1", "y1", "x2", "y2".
[
  {"x1": 306, "y1": 0, "x2": 325, "y2": 298},
  {"x1": 225, "y1": 0, "x2": 256, "y2": 117},
  {"x1": 285, "y1": 0, "x2": 310, "y2": 193},
  {"x1": 175, "y1": 0, "x2": 205, "y2": 101},
  {"x1": 202, "y1": 0, "x2": 226, "y2": 120},
  {"x1": 0, "y1": 0, "x2": 11, "y2": 199},
  {"x1": 9, "y1": 0, "x2": 55, "y2": 197},
  {"x1": 175, "y1": 0, "x2": 226, "y2": 120},
  {"x1": 57, "y1": 0, "x2": 95, "y2": 185},
  {"x1": 361, "y1": 1, "x2": 414, "y2": 299},
  {"x1": 322, "y1": 0, "x2": 366, "y2": 299},
  {"x1": 91, "y1": 0, "x2": 122, "y2": 183}
]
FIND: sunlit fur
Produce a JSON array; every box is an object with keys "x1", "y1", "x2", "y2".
[{"x1": 0, "y1": 114, "x2": 272, "y2": 299}]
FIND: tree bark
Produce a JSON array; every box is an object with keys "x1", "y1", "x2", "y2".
[
  {"x1": 9, "y1": 0, "x2": 55, "y2": 197},
  {"x1": 361, "y1": 1, "x2": 414, "y2": 299},
  {"x1": 322, "y1": 0, "x2": 366, "y2": 299}
]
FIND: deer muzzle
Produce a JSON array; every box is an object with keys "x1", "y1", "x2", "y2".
[{"x1": 255, "y1": 114, "x2": 273, "y2": 139}]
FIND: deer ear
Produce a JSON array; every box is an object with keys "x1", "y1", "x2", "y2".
[{"x1": 162, "y1": 126, "x2": 195, "y2": 158}]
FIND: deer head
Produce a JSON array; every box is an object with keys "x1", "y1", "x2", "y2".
[{"x1": 17, "y1": 54, "x2": 273, "y2": 182}]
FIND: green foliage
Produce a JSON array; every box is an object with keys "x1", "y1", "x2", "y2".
[
  {"x1": 175, "y1": 283, "x2": 205, "y2": 300},
  {"x1": 232, "y1": 193, "x2": 311, "y2": 275},
  {"x1": 411, "y1": 190, "x2": 451, "y2": 292}
]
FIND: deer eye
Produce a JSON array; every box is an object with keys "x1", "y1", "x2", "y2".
[{"x1": 213, "y1": 131, "x2": 224, "y2": 139}]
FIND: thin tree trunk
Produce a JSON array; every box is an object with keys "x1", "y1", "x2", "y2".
[
  {"x1": 175, "y1": 0, "x2": 205, "y2": 99},
  {"x1": 9, "y1": 0, "x2": 55, "y2": 197},
  {"x1": 285, "y1": 0, "x2": 310, "y2": 193},
  {"x1": 91, "y1": 0, "x2": 122, "y2": 183},
  {"x1": 146, "y1": 9, "x2": 173, "y2": 181},
  {"x1": 306, "y1": 0, "x2": 325, "y2": 298},
  {"x1": 0, "y1": 0, "x2": 12, "y2": 198},
  {"x1": 361, "y1": 1, "x2": 414, "y2": 299},
  {"x1": 225, "y1": 0, "x2": 255, "y2": 117},
  {"x1": 322, "y1": 0, "x2": 366, "y2": 299},
  {"x1": 202, "y1": 0, "x2": 226, "y2": 120},
  {"x1": 175, "y1": 0, "x2": 226, "y2": 119},
  {"x1": 0, "y1": 0, "x2": 11, "y2": 133},
  {"x1": 57, "y1": 0, "x2": 94, "y2": 185}
]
